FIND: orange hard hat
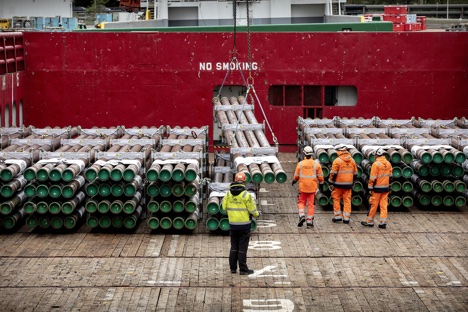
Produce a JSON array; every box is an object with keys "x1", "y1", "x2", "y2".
[{"x1": 235, "y1": 172, "x2": 246, "y2": 182}]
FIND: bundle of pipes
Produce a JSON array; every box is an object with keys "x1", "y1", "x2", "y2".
[
  {"x1": 147, "y1": 126, "x2": 205, "y2": 183},
  {"x1": 306, "y1": 132, "x2": 364, "y2": 165},
  {"x1": 85, "y1": 206, "x2": 143, "y2": 230},
  {"x1": 0, "y1": 126, "x2": 32, "y2": 149},
  {"x1": 0, "y1": 126, "x2": 78, "y2": 182},
  {"x1": 24, "y1": 129, "x2": 110, "y2": 183},
  {"x1": 24, "y1": 206, "x2": 86, "y2": 230},
  {"x1": 213, "y1": 96, "x2": 286, "y2": 183},
  {"x1": 82, "y1": 128, "x2": 160, "y2": 230},
  {"x1": 0, "y1": 127, "x2": 81, "y2": 230},
  {"x1": 145, "y1": 126, "x2": 206, "y2": 232},
  {"x1": 20, "y1": 127, "x2": 123, "y2": 231},
  {"x1": 406, "y1": 133, "x2": 466, "y2": 165},
  {"x1": 296, "y1": 117, "x2": 335, "y2": 144},
  {"x1": 147, "y1": 208, "x2": 200, "y2": 231}
]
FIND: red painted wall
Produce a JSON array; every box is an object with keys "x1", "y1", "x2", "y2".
[
  {"x1": 0, "y1": 72, "x2": 25, "y2": 127},
  {"x1": 21, "y1": 31, "x2": 468, "y2": 147},
  {"x1": 0, "y1": 32, "x2": 25, "y2": 128}
]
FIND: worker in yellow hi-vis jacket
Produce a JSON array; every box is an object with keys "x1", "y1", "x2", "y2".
[{"x1": 222, "y1": 172, "x2": 259, "y2": 275}]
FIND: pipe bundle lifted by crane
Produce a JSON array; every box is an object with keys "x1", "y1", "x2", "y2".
[{"x1": 213, "y1": 96, "x2": 286, "y2": 184}]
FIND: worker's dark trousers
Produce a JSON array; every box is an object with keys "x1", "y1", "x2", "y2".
[{"x1": 229, "y1": 228, "x2": 251, "y2": 273}]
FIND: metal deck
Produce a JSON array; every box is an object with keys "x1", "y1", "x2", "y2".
[{"x1": 0, "y1": 153, "x2": 467, "y2": 311}]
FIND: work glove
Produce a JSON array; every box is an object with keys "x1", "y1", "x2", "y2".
[{"x1": 291, "y1": 180, "x2": 297, "y2": 186}]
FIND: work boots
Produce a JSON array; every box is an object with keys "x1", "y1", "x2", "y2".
[
  {"x1": 378, "y1": 223, "x2": 387, "y2": 229},
  {"x1": 306, "y1": 217, "x2": 314, "y2": 227},
  {"x1": 361, "y1": 221, "x2": 374, "y2": 227},
  {"x1": 298, "y1": 215, "x2": 306, "y2": 227}
]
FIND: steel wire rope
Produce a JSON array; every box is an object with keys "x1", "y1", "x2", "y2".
[{"x1": 216, "y1": 0, "x2": 239, "y2": 99}]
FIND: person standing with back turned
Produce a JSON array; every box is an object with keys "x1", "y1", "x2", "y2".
[
  {"x1": 328, "y1": 144, "x2": 358, "y2": 224},
  {"x1": 361, "y1": 147, "x2": 393, "y2": 229},
  {"x1": 292, "y1": 146, "x2": 324, "y2": 227},
  {"x1": 222, "y1": 172, "x2": 259, "y2": 275}
]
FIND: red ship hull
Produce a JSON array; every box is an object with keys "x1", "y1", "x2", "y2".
[{"x1": 1, "y1": 31, "x2": 467, "y2": 149}]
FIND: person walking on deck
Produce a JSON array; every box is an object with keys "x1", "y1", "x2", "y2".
[
  {"x1": 329, "y1": 144, "x2": 358, "y2": 224},
  {"x1": 361, "y1": 147, "x2": 393, "y2": 229},
  {"x1": 292, "y1": 146, "x2": 324, "y2": 227}
]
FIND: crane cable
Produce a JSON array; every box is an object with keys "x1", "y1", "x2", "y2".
[
  {"x1": 242, "y1": 0, "x2": 278, "y2": 145},
  {"x1": 218, "y1": 0, "x2": 278, "y2": 146}
]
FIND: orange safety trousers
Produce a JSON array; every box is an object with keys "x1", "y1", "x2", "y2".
[
  {"x1": 297, "y1": 191, "x2": 315, "y2": 221},
  {"x1": 367, "y1": 192, "x2": 389, "y2": 223},
  {"x1": 331, "y1": 188, "x2": 352, "y2": 220}
]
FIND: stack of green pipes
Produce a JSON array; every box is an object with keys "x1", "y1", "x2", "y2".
[
  {"x1": 0, "y1": 171, "x2": 27, "y2": 231},
  {"x1": 1, "y1": 127, "x2": 86, "y2": 231},
  {"x1": 297, "y1": 117, "x2": 468, "y2": 209},
  {"x1": 83, "y1": 132, "x2": 154, "y2": 230},
  {"x1": 384, "y1": 120, "x2": 467, "y2": 209},
  {"x1": 145, "y1": 127, "x2": 204, "y2": 231}
]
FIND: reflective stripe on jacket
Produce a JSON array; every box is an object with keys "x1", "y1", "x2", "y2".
[
  {"x1": 293, "y1": 158, "x2": 324, "y2": 193},
  {"x1": 222, "y1": 187, "x2": 259, "y2": 229},
  {"x1": 328, "y1": 151, "x2": 358, "y2": 189},
  {"x1": 368, "y1": 156, "x2": 393, "y2": 193}
]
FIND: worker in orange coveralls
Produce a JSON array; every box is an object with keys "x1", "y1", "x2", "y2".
[
  {"x1": 292, "y1": 146, "x2": 324, "y2": 227},
  {"x1": 329, "y1": 144, "x2": 358, "y2": 224},
  {"x1": 361, "y1": 147, "x2": 393, "y2": 229}
]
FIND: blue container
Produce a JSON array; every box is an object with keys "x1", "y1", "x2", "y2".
[
  {"x1": 31, "y1": 16, "x2": 44, "y2": 30},
  {"x1": 62, "y1": 17, "x2": 78, "y2": 30},
  {"x1": 44, "y1": 16, "x2": 60, "y2": 28}
]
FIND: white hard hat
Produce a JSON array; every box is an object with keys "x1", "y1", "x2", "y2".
[
  {"x1": 335, "y1": 144, "x2": 347, "y2": 151},
  {"x1": 303, "y1": 146, "x2": 313, "y2": 156},
  {"x1": 375, "y1": 147, "x2": 386, "y2": 156}
]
